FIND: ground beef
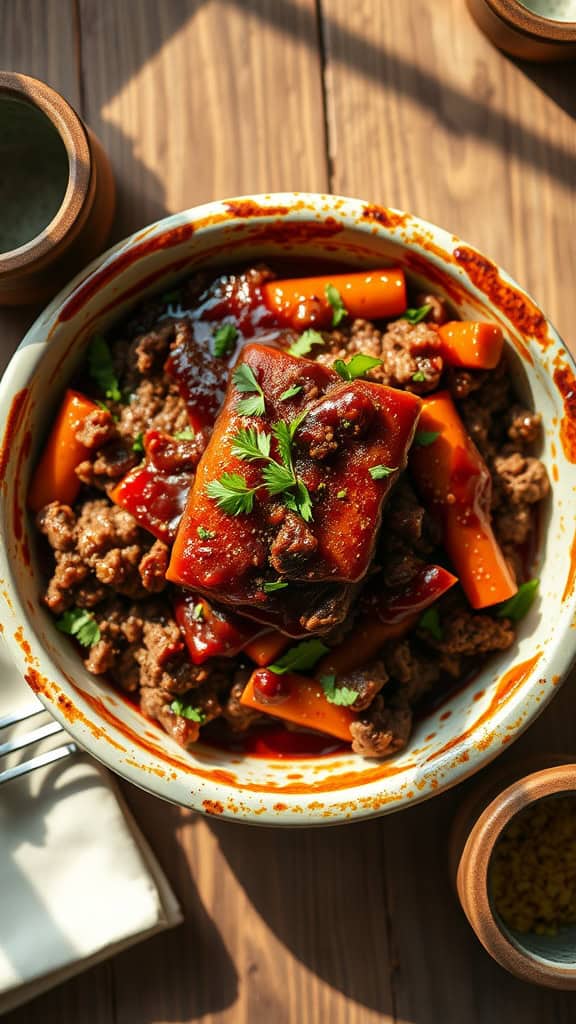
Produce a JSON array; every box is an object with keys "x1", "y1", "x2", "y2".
[
  {"x1": 494, "y1": 503, "x2": 533, "y2": 546},
  {"x1": 74, "y1": 408, "x2": 117, "y2": 449},
  {"x1": 383, "y1": 479, "x2": 440, "y2": 553},
  {"x1": 380, "y1": 536, "x2": 425, "y2": 590},
  {"x1": 507, "y1": 406, "x2": 542, "y2": 445},
  {"x1": 447, "y1": 368, "x2": 487, "y2": 401},
  {"x1": 350, "y1": 692, "x2": 412, "y2": 757},
  {"x1": 222, "y1": 671, "x2": 263, "y2": 731},
  {"x1": 76, "y1": 440, "x2": 139, "y2": 492},
  {"x1": 299, "y1": 584, "x2": 355, "y2": 633},
  {"x1": 333, "y1": 660, "x2": 389, "y2": 711},
  {"x1": 425, "y1": 610, "x2": 515, "y2": 657},
  {"x1": 269, "y1": 512, "x2": 318, "y2": 576},
  {"x1": 415, "y1": 292, "x2": 450, "y2": 325},
  {"x1": 139, "y1": 540, "x2": 170, "y2": 592},
  {"x1": 492, "y1": 451, "x2": 550, "y2": 505},
  {"x1": 116, "y1": 378, "x2": 190, "y2": 441},
  {"x1": 384, "y1": 639, "x2": 441, "y2": 703},
  {"x1": 36, "y1": 502, "x2": 76, "y2": 551}
]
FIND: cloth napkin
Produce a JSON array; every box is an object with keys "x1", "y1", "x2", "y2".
[{"x1": 0, "y1": 636, "x2": 183, "y2": 1014}]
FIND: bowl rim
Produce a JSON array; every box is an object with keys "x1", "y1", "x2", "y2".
[
  {"x1": 456, "y1": 764, "x2": 576, "y2": 988},
  {"x1": 1, "y1": 190, "x2": 576, "y2": 825}
]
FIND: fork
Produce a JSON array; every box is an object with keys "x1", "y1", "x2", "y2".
[{"x1": 0, "y1": 697, "x2": 77, "y2": 785}]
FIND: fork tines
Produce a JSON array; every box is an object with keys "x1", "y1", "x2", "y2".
[{"x1": 0, "y1": 700, "x2": 77, "y2": 785}]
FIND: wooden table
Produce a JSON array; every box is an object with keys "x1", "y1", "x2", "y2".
[{"x1": 2, "y1": 2, "x2": 576, "y2": 1021}]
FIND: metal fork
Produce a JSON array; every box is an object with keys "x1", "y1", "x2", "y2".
[{"x1": 0, "y1": 697, "x2": 77, "y2": 785}]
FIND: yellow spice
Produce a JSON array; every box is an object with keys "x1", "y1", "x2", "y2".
[{"x1": 489, "y1": 795, "x2": 576, "y2": 935}]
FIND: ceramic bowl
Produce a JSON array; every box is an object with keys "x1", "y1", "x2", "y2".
[
  {"x1": 451, "y1": 757, "x2": 576, "y2": 988},
  {"x1": 1, "y1": 193, "x2": 575, "y2": 825}
]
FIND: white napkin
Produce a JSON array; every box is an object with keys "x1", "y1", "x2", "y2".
[{"x1": 0, "y1": 636, "x2": 183, "y2": 1015}]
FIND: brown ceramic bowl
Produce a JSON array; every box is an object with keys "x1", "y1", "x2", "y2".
[
  {"x1": 452, "y1": 757, "x2": 576, "y2": 988},
  {"x1": 467, "y1": 0, "x2": 576, "y2": 60},
  {"x1": 0, "y1": 71, "x2": 115, "y2": 305}
]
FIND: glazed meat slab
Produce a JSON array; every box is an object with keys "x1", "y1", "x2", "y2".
[{"x1": 167, "y1": 344, "x2": 421, "y2": 606}]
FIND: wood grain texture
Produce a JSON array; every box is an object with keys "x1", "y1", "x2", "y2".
[{"x1": 2, "y1": 1, "x2": 576, "y2": 1022}]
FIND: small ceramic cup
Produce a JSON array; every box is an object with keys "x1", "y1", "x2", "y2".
[
  {"x1": 467, "y1": 0, "x2": 576, "y2": 60},
  {"x1": 451, "y1": 757, "x2": 576, "y2": 988},
  {"x1": 0, "y1": 71, "x2": 115, "y2": 305}
]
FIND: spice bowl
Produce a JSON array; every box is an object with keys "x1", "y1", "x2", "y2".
[{"x1": 451, "y1": 758, "x2": 576, "y2": 988}]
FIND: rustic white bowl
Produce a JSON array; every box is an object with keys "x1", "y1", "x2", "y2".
[{"x1": 1, "y1": 193, "x2": 575, "y2": 825}]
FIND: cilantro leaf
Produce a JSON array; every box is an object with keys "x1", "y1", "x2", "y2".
[
  {"x1": 412, "y1": 370, "x2": 426, "y2": 383},
  {"x1": 192, "y1": 602, "x2": 204, "y2": 621},
  {"x1": 269, "y1": 639, "x2": 329, "y2": 675},
  {"x1": 284, "y1": 480, "x2": 313, "y2": 523},
  {"x1": 418, "y1": 606, "x2": 443, "y2": 641},
  {"x1": 320, "y1": 674, "x2": 359, "y2": 707},
  {"x1": 261, "y1": 461, "x2": 296, "y2": 495},
  {"x1": 170, "y1": 698, "x2": 207, "y2": 723},
  {"x1": 325, "y1": 283, "x2": 347, "y2": 327},
  {"x1": 402, "y1": 304, "x2": 431, "y2": 325},
  {"x1": 89, "y1": 335, "x2": 122, "y2": 402},
  {"x1": 288, "y1": 329, "x2": 325, "y2": 357},
  {"x1": 197, "y1": 526, "x2": 216, "y2": 540},
  {"x1": 206, "y1": 473, "x2": 256, "y2": 515},
  {"x1": 174, "y1": 427, "x2": 195, "y2": 440},
  {"x1": 279, "y1": 384, "x2": 303, "y2": 401},
  {"x1": 56, "y1": 608, "x2": 101, "y2": 648},
  {"x1": 496, "y1": 579, "x2": 539, "y2": 622},
  {"x1": 232, "y1": 364, "x2": 266, "y2": 416},
  {"x1": 369, "y1": 464, "x2": 396, "y2": 480},
  {"x1": 231, "y1": 427, "x2": 271, "y2": 462},
  {"x1": 263, "y1": 580, "x2": 289, "y2": 593},
  {"x1": 213, "y1": 323, "x2": 238, "y2": 358},
  {"x1": 333, "y1": 353, "x2": 383, "y2": 381},
  {"x1": 414, "y1": 430, "x2": 440, "y2": 447},
  {"x1": 132, "y1": 433, "x2": 144, "y2": 453},
  {"x1": 272, "y1": 421, "x2": 294, "y2": 472},
  {"x1": 337, "y1": 489, "x2": 347, "y2": 499}
]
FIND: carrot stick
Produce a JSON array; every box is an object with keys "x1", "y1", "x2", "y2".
[
  {"x1": 262, "y1": 269, "x2": 407, "y2": 330},
  {"x1": 438, "y1": 321, "x2": 504, "y2": 370},
  {"x1": 410, "y1": 391, "x2": 517, "y2": 609},
  {"x1": 244, "y1": 631, "x2": 291, "y2": 667},
  {"x1": 316, "y1": 565, "x2": 458, "y2": 676},
  {"x1": 240, "y1": 671, "x2": 356, "y2": 742},
  {"x1": 28, "y1": 390, "x2": 100, "y2": 512}
]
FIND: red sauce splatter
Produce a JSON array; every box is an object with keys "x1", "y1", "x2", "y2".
[
  {"x1": 361, "y1": 204, "x2": 408, "y2": 230},
  {"x1": 454, "y1": 246, "x2": 547, "y2": 351},
  {"x1": 58, "y1": 224, "x2": 195, "y2": 321},
  {"x1": 562, "y1": 530, "x2": 576, "y2": 602},
  {"x1": 225, "y1": 199, "x2": 290, "y2": 218},
  {"x1": 203, "y1": 799, "x2": 224, "y2": 815},
  {"x1": 553, "y1": 363, "x2": 576, "y2": 463},
  {"x1": 0, "y1": 388, "x2": 29, "y2": 480}
]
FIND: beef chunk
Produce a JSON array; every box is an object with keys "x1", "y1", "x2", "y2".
[
  {"x1": 384, "y1": 639, "x2": 440, "y2": 703},
  {"x1": 332, "y1": 660, "x2": 389, "y2": 711},
  {"x1": 447, "y1": 368, "x2": 487, "y2": 401},
  {"x1": 222, "y1": 670, "x2": 263, "y2": 731},
  {"x1": 380, "y1": 536, "x2": 425, "y2": 591},
  {"x1": 76, "y1": 440, "x2": 139, "y2": 491},
  {"x1": 269, "y1": 512, "x2": 318, "y2": 576},
  {"x1": 74, "y1": 408, "x2": 117, "y2": 449},
  {"x1": 415, "y1": 292, "x2": 450, "y2": 325},
  {"x1": 138, "y1": 540, "x2": 169, "y2": 592},
  {"x1": 140, "y1": 687, "x2": 201, "y2": 748},
  {"x1": 494, "y1": 502, "x2": 533, "y2": 545},
  {"x1": 299, "y1": 583, "x2": 356, "y2": 634},
  {"x1": 383, "y1": 479, "x2": 439, "y2": 553},
  {"x1": 379, "y1": 319, "x2": 443, "y2": 393},
  {"x1": 37, "y1": 502, "x2": 76, "y2": 552},
  {"x1": 507, "y1": 406, "x2": 542, "y2": 446},
  {"x1": 426, "y1": 610, "x2": 515, "y2": 657},
  {"x1": 492, "y1": 451, "x2": 549, "y2": 505},
  {"x1": 350, "y1": 693, "x2": 412, "y2": 757}
]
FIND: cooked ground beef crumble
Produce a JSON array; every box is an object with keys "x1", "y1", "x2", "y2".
[{"x1": 34, "y1": 265, "x2": 549, "y2": 757}]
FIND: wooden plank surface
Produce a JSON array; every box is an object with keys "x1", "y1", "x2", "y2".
[{"x1": 1, "y1": 1, "x2": 576, "y2": 1022}]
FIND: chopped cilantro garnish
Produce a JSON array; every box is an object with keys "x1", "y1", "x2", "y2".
[
  {"x1": 268, "y1": 639, "x2": 329, "y2": 675},
  {"x1": 402, "y1": 304, "x2": 431, "y2": 325},
  {"x1": 333, "y1": 353, "x2": 382, "y2": 381},
  {"x1": 56, "y1": 608, "x2": 101, "y2": 648},
  {"x1": 288, "y1": 329, "x2": 325, "y2": 357},
  {"x1": 132, "y1": 433, "x2": 144, "y2": 453},
  {"x1": 279, "y1": 384, "x2": 303, "y2": 401},
  {"x1": 174, "y1": 427, "x2": 195, "y2": 440},
  {"x1": 263, "y1": 580, "x2": 289, "y2": 593},
  {"x1": 197, "y1": 525, "x2": 216, "y2": 540},
  {"x1": 369, "y1": 464, "x2": 396, "y2": 480},
  {"x1": 231, "y1": 427, "x2": 271, "y2": 462},
  {"x1": 170, "y1": 698, "x2": 206, "y2": 722},
  {"x1": 233, "y1": 364, "x2": 266, "y2": 417},
  {"x1": 192, "y1": 602, "x2": 204, "y2": 621},
  {"x1": 418, "y1": 606, "x2": 443, "y2": 641},
  {"x1": 496, "y1": 579, "x2": 539, "y2": 622},
  {"x1": 205, "y1": 473, "x2": 257, "y2": 516},
  {"x1": 412, "y1": 370, "x2": 426, "y2": 383},
  {"x1": 414, "y1": 430, "x2": 440, "y2": 447},
  {"x1": 213, "y1": 323, "x2": 238, "y2": 358},
  {"x1": 336, "y1": 489, "x2": 347, "y2": 500},
  {"x1": 320, "y1": 673, "x2": 358, "y2": 707},
  {"x1": 89, "y1": 335, "x2": 122, "y2": 402},
  {"x1": 325, "y1": 283, "x2": 347, "y2": 327}
]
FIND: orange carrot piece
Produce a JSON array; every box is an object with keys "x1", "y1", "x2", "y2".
[
  {"x1": 438, "y1": 321, "x2": 504, "y2": 370},
  {"x1": 28, "y1": 390, "x2": 100, "y2": 512},
  {"x1": 244, "y1": 631, "x2": 291, "y2": 667},
  {"x1": 410, "y1": 391, "x2": 517, "y2": 609},
  {"x1": 262, "y1": 269, "x2": 406, "y2": 330},
  {"x1": 240, "y1": 671, "x2": 356, "y2": 742}
]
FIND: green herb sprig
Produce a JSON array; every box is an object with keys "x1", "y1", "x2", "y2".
[
  {"x1": 288, "y1": 329, "x2": 325, "y2": 358},
  {"x1": 268, "y1": 639, "x2": 329, "y2": 675},
  {"x1": 402, "y1": 304, "x2": 431, "y2": 325},
  {"x1": 333, "y1": 353, "x2": 382, "y2": 381},
  {"x1": 325, "y1": 284, "x2": 347, "y2": 327},
  {"x1": 232, "y1": 364, "x2": 266, "y2": 416},
  {"x1": 89, "y1": 336, "x2": 122, "y2": 403},
  {"x1": 56, "y1": 608, "x2": 101, "y2": 648},
  {"x1": 320, "y1": 673, "x2": 359, "y2": 707}
]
